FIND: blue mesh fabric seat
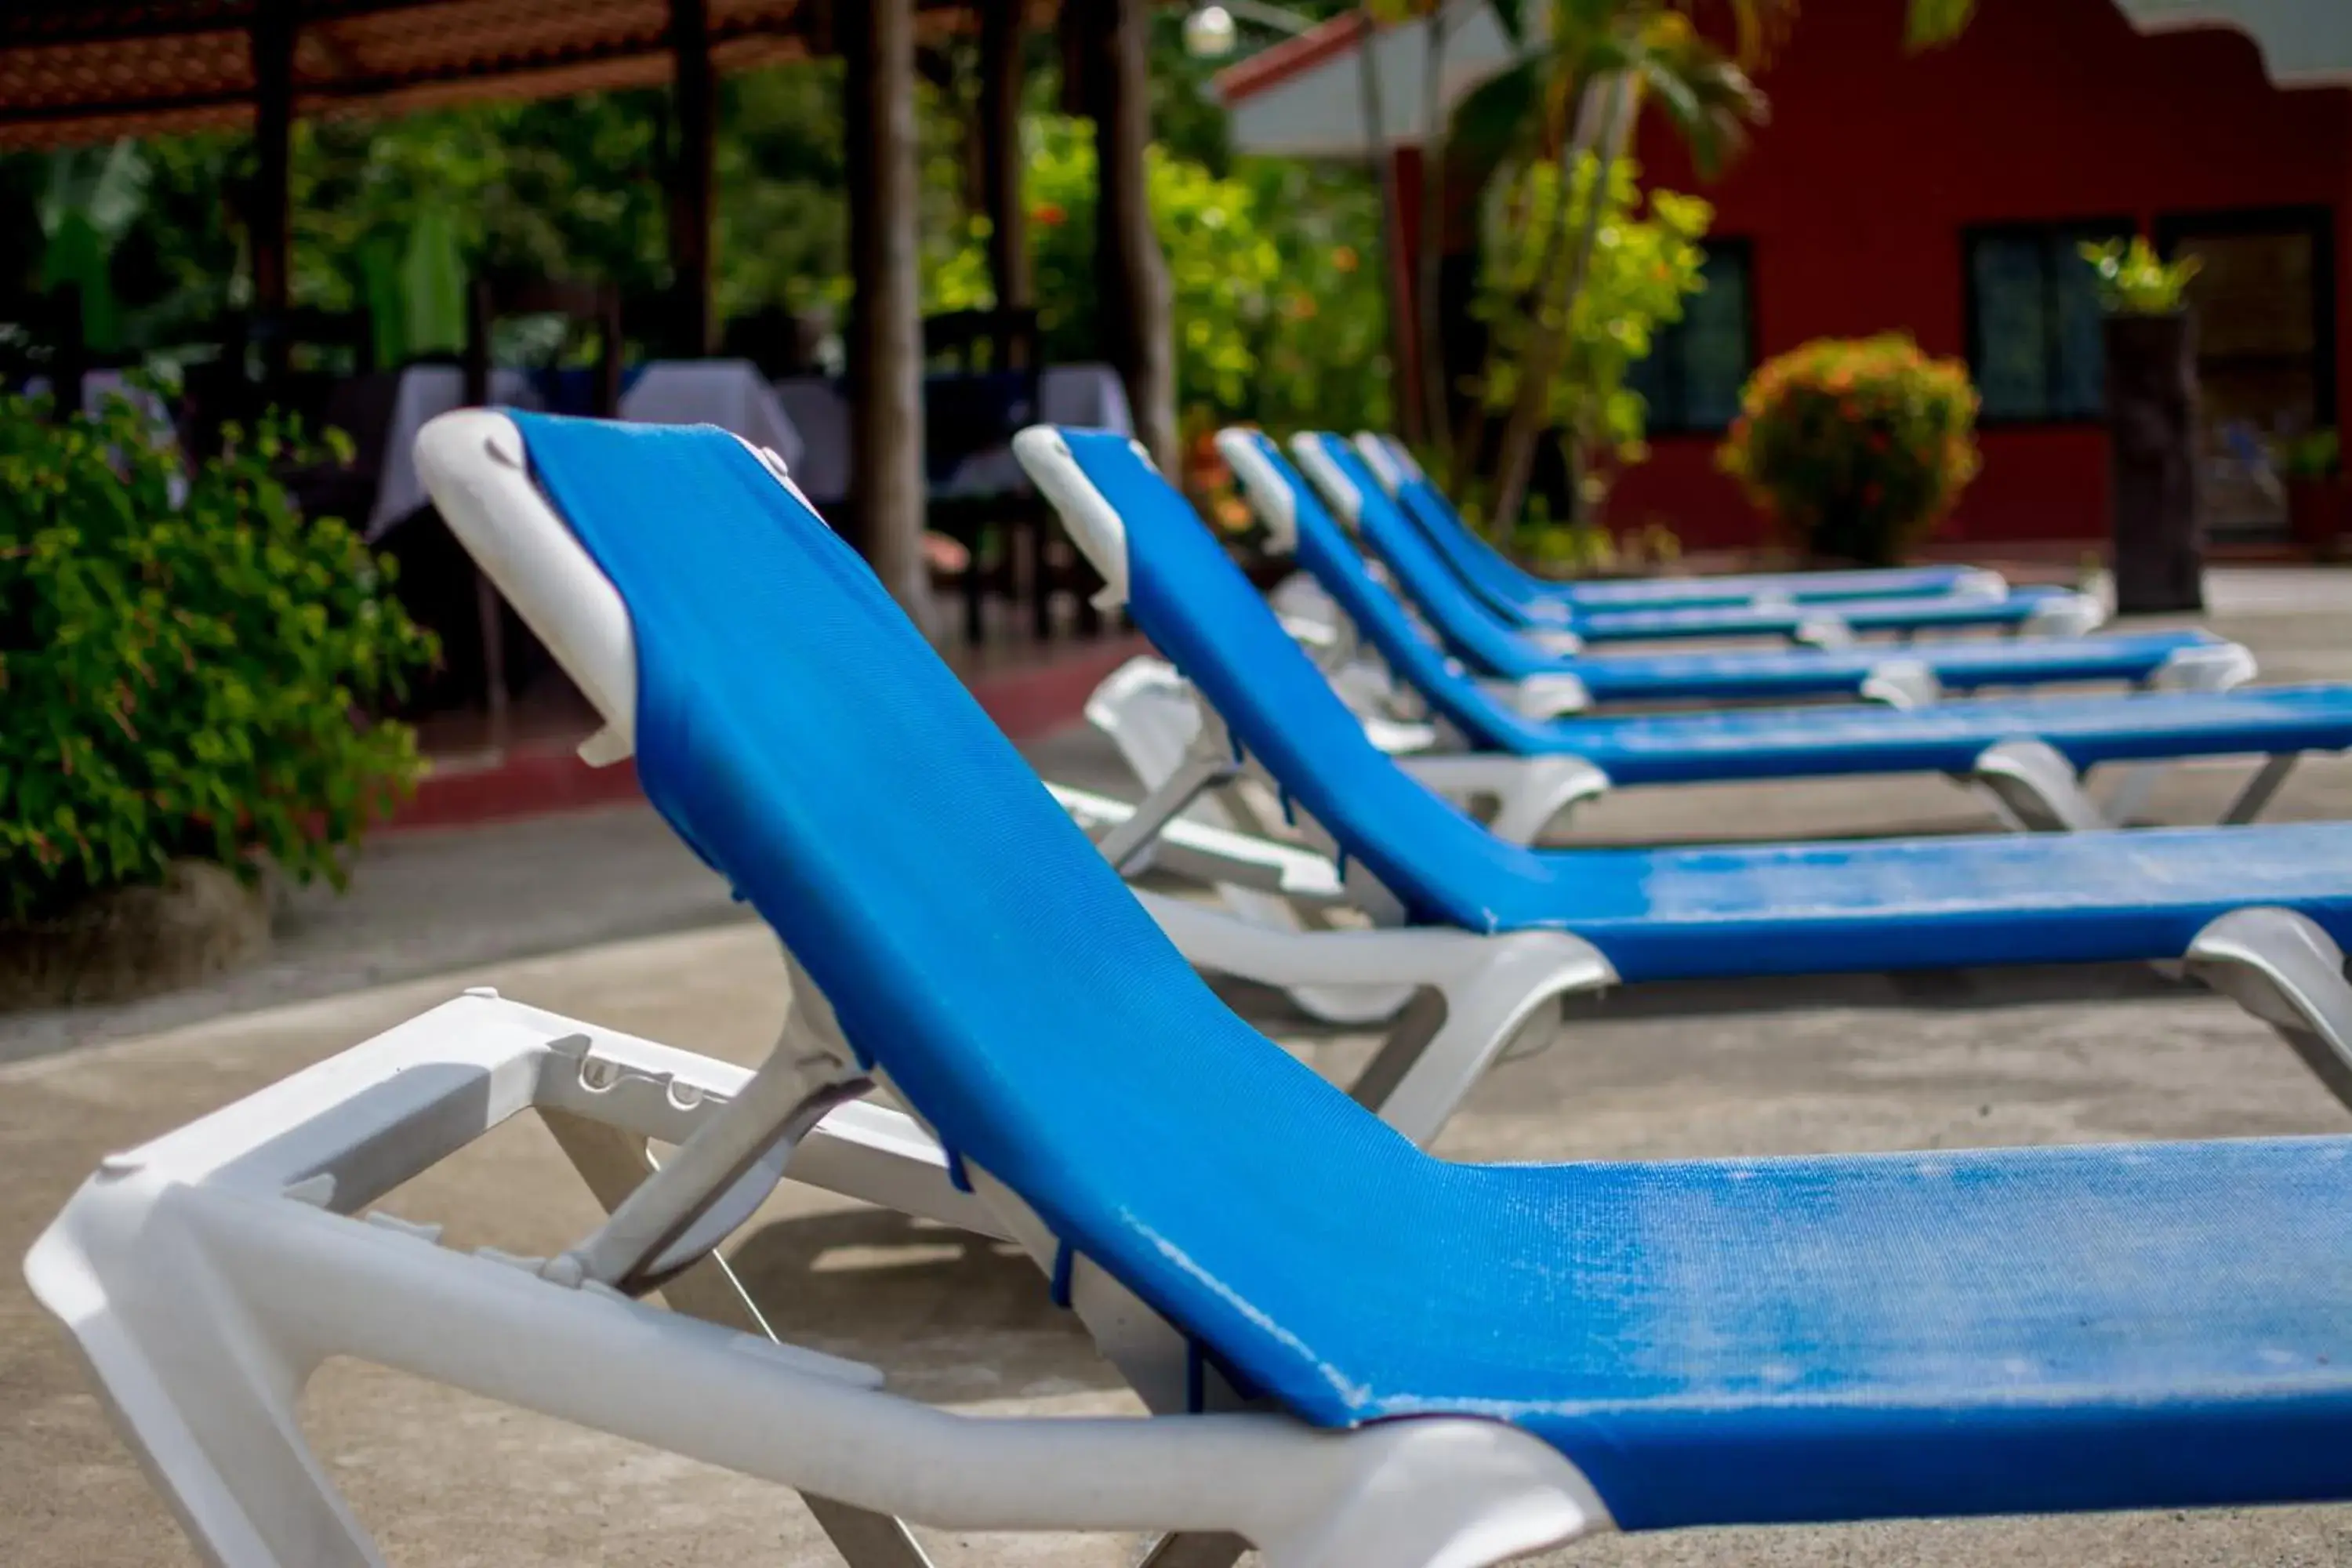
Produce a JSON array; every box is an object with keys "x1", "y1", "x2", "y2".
[
  {"x1": 1283, "y1": 431, "x2": 2208, "y2": 691},
  {"x1": 1223, "y1": 434, "x2": 2352, "y2": 786},
  {"x1": 502, "y1": 414, "x2": 2352, "y2": 1534}
]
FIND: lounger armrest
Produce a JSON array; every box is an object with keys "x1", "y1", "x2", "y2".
[
  {"x1": 1480, "y1": 673, "x2": 1593, "y2": 721},
  {"x1": 1400, "y1": 754, "x2": 1611, "y2": 844}
]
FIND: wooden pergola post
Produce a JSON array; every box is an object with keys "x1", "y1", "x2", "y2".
[
  {"x1": 248, "y1": 0, "x2": 296, "y2": 385},
  {"x1": 666, "y1": 0, "x2": 716, "y2": 355},
  {"x1": 1075, "y1": 0, "x2": 1175, "y2": 471},
  {"x1": 978, "y1": 0, "x2": 1030, "y2": 322},
  {"x1": 844, "y1": 0, "x2": 936, "y2": 633}
]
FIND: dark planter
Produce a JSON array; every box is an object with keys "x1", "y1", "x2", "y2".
[
  {"x1": 2287, "y1": 475, "x2": 2348, "y2": 558},
  {"x1": 2103, "y1": 311, "x2": 2204, "y2": 615}
]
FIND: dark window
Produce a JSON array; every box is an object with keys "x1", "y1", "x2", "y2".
[
  {"x1": 1633, "y1": 241, "x2": 1753, "y2": 434},
  {"x1": 1964, "y1": 220, "x2": 2129, "y2": 422}
]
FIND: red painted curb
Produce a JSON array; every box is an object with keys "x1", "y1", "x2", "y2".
[{"x1": 387, "y1": 635, "x2": 1149, "y2": 833}]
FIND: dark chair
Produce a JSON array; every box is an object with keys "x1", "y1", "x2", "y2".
[
  {"x1": 464, "y1": 278, "x2": 623, "y2": 415},
  {"x1": 459, "y1": 278, "x2": 624, "y2": 732},
  {"x1": 920, "y1": 307, "x2": 1099, "y2": 644},
  {"x1": 0, "y1": 283, "x2": 89, "y2": 422}
]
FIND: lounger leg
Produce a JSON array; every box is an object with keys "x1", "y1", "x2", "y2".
[
  {"x1": 1399, "y1": 754, "x2": 1611, "y2": 844},
  {"x1": 543, "y1": 1110, "x2": 942, "y2": 1568},
  {"x1": 1481, "y1": 673, "x2": 1593, "y2": 721},
  {"x1": 1860, "y1": 659, "x2": 1943, "y2": 709},
  {"x1": 2096, "y1": 761, "x2": 2169, "y2": 828},
  {"x1": 2220, "y1": 753, "x2": 2299, "y2": 826},
  {"x1": 1966, "y1": 739, "x2": 2107, "y2": 833},
  {"x1": 1795, "y1": 613, "x2": 1853, "y2": 648},
  {"x1": 1137, "y1": 1529, "x2": 1253, "y2": 1568},
  {"x1": 2185, "y1": 908, "x2": 2352, "y2": 1111}
]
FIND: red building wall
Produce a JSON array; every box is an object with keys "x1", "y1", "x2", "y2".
[{"x1": 1609, "y1": 0, "x2": 2352, "y2": 550}]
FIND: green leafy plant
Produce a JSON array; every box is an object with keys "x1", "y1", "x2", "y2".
[
  {"x1": 2277, "y1": 427, "x2": 2341, "y2": 481},
  {"x1": 2078, "y1": 236, "x2": 2201, "y2": 317},
  {"x1": 1475, "y1": 155, "x2": 1711, "y2": 516},
  {"x1": 929, "y1": 116, "x2": 1388, "y2": 434},
  {"x1": 0, "y1": 388, "x2": 437, "y2": 922},
  {"x1": 1716, "y1": 334, "x2": 1982, "y2": 566}
]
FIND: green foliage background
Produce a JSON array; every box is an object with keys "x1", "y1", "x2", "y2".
[
  {"x1": 0, "y1": 5, "x2": 1393, "y2": 437},
  {"x1": 0, "y1": 393, "x2": 437, "y2": 920}
]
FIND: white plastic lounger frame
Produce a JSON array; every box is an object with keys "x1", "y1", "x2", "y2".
[
  {"x1": 27, "y1": 409, "x2": 1621, "y2": 1568},
  {"x1": 1264, "y1": 432, "x2": 2285, "y2": 837},
  {"x1": 28, "y1": 993, "x2": 1604, "y2": 1568}
]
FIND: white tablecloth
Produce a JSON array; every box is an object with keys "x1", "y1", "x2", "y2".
[
  {"x1": 24, "y1": 368, "x2": 176, "y2": 440},
  {"x1": 771, "y1": 362, "x2": 1132, "y2": 505},
  {"x1": 367, "y1": 365, "x2": 542, "y2": 539},
  {"x1": 620, "y1": 359, "x2": 805, "y2": 474}
]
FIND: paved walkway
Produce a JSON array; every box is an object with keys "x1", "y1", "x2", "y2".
[{"x1": 9, "y1": 567, "x2": 2352, "y2": 1564}]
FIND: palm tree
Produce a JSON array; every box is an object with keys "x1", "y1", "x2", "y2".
[{"x1": 1438, "y1": 0, "x2": 1976, "y2": 533}]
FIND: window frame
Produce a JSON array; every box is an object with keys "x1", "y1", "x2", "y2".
[
  {"x1": 2152, "y1": 203, "x2": 2338, "y2": 432},
  {"x1": 1960, "y1": 216, "x2": 2132, "y2": 429},
  {"x1": 1637, "y1": 236, "x2": 1759, "y2": 438}
]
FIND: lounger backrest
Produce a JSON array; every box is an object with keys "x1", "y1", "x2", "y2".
[
  {"x1": 1218, "y1": 428, "x2": 1551, "y2": 751},
  {"x1": 1292, "y1": 430, "x2": 1569, "y2": 668},
  {"x1": 1026, "y1": 426, "x2": 1544, "y2": 929},
  {"x1": 494, "y1": 412, "x2": 1433, "y2": 1428},
  {"x1": 1359, "y1": 431, "x2": 1537, "y2": 610}
]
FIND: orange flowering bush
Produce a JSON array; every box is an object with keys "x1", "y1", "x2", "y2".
[{"x1": 1716, "y1": 335, "x2": 1981, "y2": 565}]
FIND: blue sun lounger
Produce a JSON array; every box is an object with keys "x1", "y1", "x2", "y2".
[
  {"x1": 1355, "y1": 430, "x2": 1996, "y2": 610},
  {"x1": 1210, "y1": 430, "x2": 2337, "y2": 833},
  {"x1": 1023, "y1": 423, "x2": 2352, "y2": 1020},
  {"x1": 1353, "y1": 428, "x2": 2060, "y2": 631},
  {"x1": 1270, "y1": 429, "x2": 2241, "y2": 710},
  {"x1": 41, "y1": 408, "x2": 2352, "y2": 1568},
  {"x1": 1319, "y1": 435, "x2": 2100, "y2": 646}
]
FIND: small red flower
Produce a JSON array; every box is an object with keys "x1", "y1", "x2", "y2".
[{"x1": 1032, "y1": 203, "x2": 1067, "y2": 228}]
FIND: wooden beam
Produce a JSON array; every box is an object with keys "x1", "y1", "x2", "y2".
[
  {"x1": 667, "y1": 0, "x2": 715, "y2": 355},
  {"x1": 249, "y1": 0, "x2": 296, "y2": 380},
  {"x1": 978, "y1": 0, "x2": 1029, "y2": 319},
  {"x1": 843, "y1": 0, "x2": 937, "y2": 633},
  {"x1": 1078, "y1": 0, "x2": 1175, "y2": 470}
]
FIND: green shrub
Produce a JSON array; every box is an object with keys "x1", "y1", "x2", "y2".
[
  {"x1": 1716, "y1": 335, "x2": 1981, "y2": 566},
  {"x1": 0, "y1": 390, "x2": 437, "y2": 922}
]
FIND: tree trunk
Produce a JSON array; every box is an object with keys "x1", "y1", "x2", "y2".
[
  {"x1": 978, "y1": 0, "x2": 1030, "y2": 321},
  {"x1": 248, "y1": 0, "x2": 295, "y2": 387},
  {"x1": 666, "y1": 0, "x2": 716, "y2": 356},
  {"x1": 1446, "y1": 161, "x2": 1552, "y2": 503},
  {"x1": 1415, "y1": 3, "x2": 1451, "y2": 446},
  {"x1": 2104, "y1": 311, "x2": 2203, "y2": 615},
  {"x1": 844, "y1": 0, "x2": 938, "y2": 633},
  {"x1": 1083, "y1": 0, "x2": 1177, "y2": 471},
  {"x1": 1489, "y1": 75, "x2": 1631, "y2": 534}
]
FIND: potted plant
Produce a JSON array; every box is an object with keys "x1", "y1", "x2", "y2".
[
  {"x1": 1715, "y1": 335, "x2": 1982, "y2": 568},
  {"x1": 2278, "y1": 428, "x2": 2344, "y2": 558},
  {"x1": 2081, "y1": 236, "x2": 2205, "y2": 613}
]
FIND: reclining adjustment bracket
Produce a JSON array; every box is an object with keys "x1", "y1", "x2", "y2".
[
  {"x1": 548, "y1": 946, "x2": 873, "y2": 1294},
  {"x1": 1094, "y1": 700, "x2": 1245, "y2": 875}
]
